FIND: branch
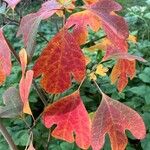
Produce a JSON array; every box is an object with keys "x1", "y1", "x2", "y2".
[{"x1": 0, "y1": 120, "x2": 18, "y2": 150}]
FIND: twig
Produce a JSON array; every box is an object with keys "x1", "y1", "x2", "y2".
[
  {"x1": 0, "y1": 120, "x2": 18, "y2": 150},
  {"x1": 46, "y1": 129, "x2": 51, "y2": 150},
  {"x1": 33, "y1": 80, "x2": 48, "y2": 106},
  {"x1": 93, "y1": 80, "x2": 103, "y2": 94}
]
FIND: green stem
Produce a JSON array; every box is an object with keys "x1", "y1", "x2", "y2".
[{"x1": 0, "y1": 120, "x2": 18, "y2": 150}]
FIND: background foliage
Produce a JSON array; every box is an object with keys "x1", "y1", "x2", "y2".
[{"x1": 0, "y1": 0, "x2": 150, "y2": 149}]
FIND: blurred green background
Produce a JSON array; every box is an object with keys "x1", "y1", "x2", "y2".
[{"x1": 0, "y1": 0, "x2": 150, "y2": 150}]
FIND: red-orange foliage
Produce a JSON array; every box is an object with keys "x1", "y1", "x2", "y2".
[{"x1": 0, "y1": 0, "x2": 146, "y2": 150}]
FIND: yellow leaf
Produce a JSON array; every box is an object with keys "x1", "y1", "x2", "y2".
[
  {"x1": 89, "y1": 72, "x2": 97, "y2": 81},
  {"x1": 87, "y1": 38, "x2": 111, "y2": 52},
  {"x1": 128, "y1": 35, "x2": 137, "y2": 43},
  {"x1": 95, "y1": 64, "x2": 108, "y2": 76},
  {"x1": 23, "y1": 101, "x2": 32, "y2": 115}
]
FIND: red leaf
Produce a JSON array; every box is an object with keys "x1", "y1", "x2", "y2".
[
  {"x1": 65, "y1": 10, "x2": 101, "y2": 45},
  {"x1": 4, "y1": 0, "x2": 21, "y2": 9},
  {"x1": 17, "y1": 0, "x2": 61, "y2": 57},
  {"x1": 102, "y1": 46, "x2": 146, "y2": 62},
  {"x1": 0, "y1": 28, "x2": 11, "y2": 85},
  {"x1": 111, "y1": 59, "x2": 136, "y2": 92},
  {"x1": 88, "y1": 0, "x2": 129, "y2": 51},
  {"x1": 19, "y1": 49, "x2": 33, "y2": 115},
  {"x1": 42, "y1": 91, "x2": 91, "y2": 149},
  {"x1": 91, "y1": 92, "x2": 146, "y2": 150},
  {"x1": 33, "y1": 29, "x2": 86, "y2": 94}
]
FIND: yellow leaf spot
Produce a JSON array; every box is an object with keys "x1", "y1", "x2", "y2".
[
  {"x1": 128, "y1": 35, "x2": 137, "y2": 43},
  {"x1": 89, "y1": 72, "x2": 97, "y2": 81},
  {"x1": 95, "y1": 64, "x2": 108, "y2": 76}
]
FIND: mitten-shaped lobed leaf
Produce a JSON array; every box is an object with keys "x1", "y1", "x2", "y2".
[
  {"x1": 110, "y1": 59, "x2": 135, "y2": 92},
  {"x1": 42, "y1": 91, "x2": 91, "y2": 149},
  {"x1": 91, "y1": 92, "x2": 146, "y2": 150},
  {"x1": 88, "y1": 0, "x2": 129, "y2": 51},
  {"x1": 65, "y1": 10, "x2": 101, "y2": 45},
  {"x1": 0, "y1": 29, "x2": 11, "y2": 85},
  {"x1": 33, "y1": 29, "x2": 86, "y2": 94},
  {"x1": 17, "y1": 0, "x2": 62, "y2": 57}
]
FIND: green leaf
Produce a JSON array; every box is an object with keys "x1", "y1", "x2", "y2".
[
  {"x1": 13, "y1": 130, "x2": 29, "y2": 146},
  {"x1": 144, "y1": 13, "x2": 150, "y2": 19},
  {"x1": 143, "y1": 112, "x2": 150, "y2": 129},
  {"x1": 141, "y1": 134, "x2": 150, "y2": 150},
  {"x1": 139, "y1": 67, "x2": 150, "y2": 83},
  {"x1": 129, "y1": 85, "x2": 150, "y2": 104},
  {"x1": 60, "y1": 142, "x2": 75, "y2": 150}
]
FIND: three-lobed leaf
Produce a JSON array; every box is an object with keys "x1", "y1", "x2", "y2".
[
  {"x1": 33, "y1": 29, "x2": 86, "y2": 94},
  {"x1": 65, "y1": 10, "x2": 101, "y2": 45},
  {"x1": 91, "y1": 92, "x2": 146, "y2": 150}
]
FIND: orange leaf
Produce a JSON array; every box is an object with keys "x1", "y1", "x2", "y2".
[
  {"x1": 42, "y1": 91, "x2": 91, "y2": 149},
  {"x1": 19, "y1": 48, "x2": 27, "y2": 75},
  {"x1": 19, "y1": 49, "x2": 33, "y2": 115},
  {"x1": 88, "y1": 0, "x2": 129, "y2": 51},
  {"x1": 83, "y1": 0, "x2": 98, "y2": 5},
  {"x1": 110, "y1": 59, "x2": 136, "y2": 92},
  {"x1": 91, "y1": 92, "x2": 146, "y2": 150},
  {"x1": 65, "y1": 10, "x2": 101, "y2": 45},
  {"x1": 0, "y1": 28, "x2": 12, "y2": 85},
  {"x1": 87, "y1": 38, "x2": 111, "y2": 51},
  {"x1": 33, "y1": 29, "x2": 86, "y2": 94}
]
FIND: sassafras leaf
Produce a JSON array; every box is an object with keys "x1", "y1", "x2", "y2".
[
  {"x1": 88, "y1": 0, "x2": 129, "y2": 51},
  {"x1": 65, "y1": 10, "x2": 101, "y2": 45},
  {"x1": 91, "y1": 92, "x2": 146, "y2": 150},
  {"x1": 33, "y1": 29, "x2": 86, "y2": 94},
  {"x1": 17, "y1": 0, "x2": 62, "y2": 57},
  {"x1": 42, "y1": 91, "x2": 91, "y2": 149},
  {"x1": 110, "y1": 59, "x2": 136, "y2": 92}
]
